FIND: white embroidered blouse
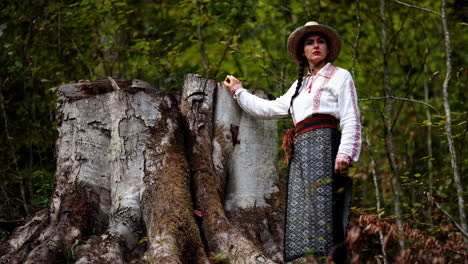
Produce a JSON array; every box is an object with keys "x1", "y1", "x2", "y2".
[{"x1": 232, "y1": 62, "x2": 362, "y2": 163}]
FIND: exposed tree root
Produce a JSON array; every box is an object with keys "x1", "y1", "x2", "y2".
[
  {"x1": 0, "y1": 209, "x2": 49, "y2": 264},
  {"x1": 141, "y1": 110, "x2": 209, "y2": 264},
  {"x1": 75, "y1": 233, "x2": 127, "y2": 263},
  {"x1": 1, "y1": 189, "x2": 91, "y2": 264}
]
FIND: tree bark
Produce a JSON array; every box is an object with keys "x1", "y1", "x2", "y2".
[
  {"x1": 363, "y1": 130, "x2": 388, "y2": 264},
  {"x1": 440, "y1": 0, "x2": 467, "y2": 236},
  {"x1": 0, "y1": 76, "x2": 281, "y2": 263},
  {"x1": 380, "y1": 0, "x2": 405, "y2": 251},
  {"x1": 181, "y1": 74, "x2": 276, "y2": 263},
  {"x1": 424, "y1": 60, "x2": 434, "y2": 225},
  {"x1": 215, "y1": 87, "x2": 283, "y2": 262}
]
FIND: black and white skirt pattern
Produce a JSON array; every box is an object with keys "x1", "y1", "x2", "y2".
[{"x1": 284, "y1": 127, "x2": 352, "y2": 262}]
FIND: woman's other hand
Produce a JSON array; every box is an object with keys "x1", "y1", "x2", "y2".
[{"x1": 335, "y1": 154, "x2": 351, "y2": 174}]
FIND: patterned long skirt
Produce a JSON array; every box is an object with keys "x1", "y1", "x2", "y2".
[{"x1": 283, "y1": 127, "x2": 352, "y2": 262}]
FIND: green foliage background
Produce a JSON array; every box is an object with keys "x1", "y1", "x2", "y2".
[{"x1": 0, "y1": 0, "x2": 466, "y2": 256}]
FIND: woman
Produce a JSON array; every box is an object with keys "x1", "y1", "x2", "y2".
[{"x1": 224, "y1": 21, "x2": 361, "y2": 263}]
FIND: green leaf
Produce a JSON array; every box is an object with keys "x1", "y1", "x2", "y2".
[
  {"x1": 138, "y1": 237, "x2": 147, "y2": 244},
  {"x1": 214, "y1": 253, "x2": 228, "y2": 260},
  {"x1": 304, "y1": 249, "x2": 315, "y2": 257}
]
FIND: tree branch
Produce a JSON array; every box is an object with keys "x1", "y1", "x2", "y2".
[
  {"x1": 436, "y1": 202, "x2": 468, "y2": 239},
  {"x1": 0, "y1": 85, "x2": 29, "y2": 215},
  {"x1": 380, "y1": 0, "x2": 405, "y2": 251},
  {"x1": 423, "y1": 38, "x2": 435, "y2": 224},
  {"x1": 458, "y1": 118, "x2": 467, "y2": 178},
  {"x1": 60, "y1": 27, "x2": 94, "y2": 78},
  {"x1": 363, "y1": 129, "x2": 389, "y2": 264},
  {"x1": 351, "y1": 0, "x2": 361, "y2": 79},
  {"x1": 426, "y1": 193, "x2": 468, "y2": 239},
  {"x1": 212, "y1": 2, "x2": 247, "y2": 79},
  {"x1": 390, "y1": 0, "x2": 441, "y2": 16},
  {"x1": 194, "y1": 2, "x2": 210, "y2": 78},
  {"x1": 359, "y1": 96, "x2": 440, "y2": 115}
]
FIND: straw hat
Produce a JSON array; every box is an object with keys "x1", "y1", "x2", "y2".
[{"x1": 287, "y1": 21, "x2": 341, "y2": 64}]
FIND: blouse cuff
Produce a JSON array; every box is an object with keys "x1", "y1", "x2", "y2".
[
  {"x1": 336, "y1": 153, "x2": 352, "y2": 164},
  {"x1": 231, "y1": 83, "x2": 243, "y2": 98}
]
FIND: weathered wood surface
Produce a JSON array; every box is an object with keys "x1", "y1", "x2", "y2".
[
  {"x1": 0, "y1": 75, "x2": 282, "y2": 264},
  {"x1": 58, "y1": 78, "x2": 160, "y2": 100},
  {"x1": 225, "y1": 89, "x2": 279, "y2": 210},
  {"x1": 211, "y1": 78, "x2": 242, "y2": 199},
  {"x1": 214, "y1": 87, "x2": 283, "y2": 261},
  {"x1": 181, "y1": 74, "x2": 279, "y2": 263}
]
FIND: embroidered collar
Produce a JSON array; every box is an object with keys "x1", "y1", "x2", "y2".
[{"x1": 306, "y1": 62, "x2": 332, "y2": 79}]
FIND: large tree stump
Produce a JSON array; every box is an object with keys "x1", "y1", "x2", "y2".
[
  {"x1": 214, "y1": 87, "x2": 283, "y2": 261},
  {"x1": 0, "y1": 76, "x2": 282, "y2": 263}
]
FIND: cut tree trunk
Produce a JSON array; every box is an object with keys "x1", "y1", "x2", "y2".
[
  {"x1": 219, "y1": 88, "x2": 283, "y2": 262},
  {"x1": 0, "y1": 76, "x2": 282, "y2": 264},
  {"x1": 181, "y1": 75, "x2": 279, "y2": 263}
]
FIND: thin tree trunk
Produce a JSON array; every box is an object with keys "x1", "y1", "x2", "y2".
[
  {"x1": 364, "y1": 130, "x2": 389, "y2": 264},
  {"x1": 0, "y1": 86, "x2": 29, "y2": 215},
  {"x1": 424, "y1": 63, "x2": 434, "y2": 225},
  {"x1": 440, "y1": 0, "x2": 467, "y2": 235},
  {"x1": 98, "y1": 0, "x2": 126, "y2": 76},
  {"x1": 380, "y1": 0, "x2": 405, "y2": 251},
  {"x1": 390, "y1": 0, "x2": 467, "y2": 237},
  {"x1": 354, "y1": 5, "x2": 388, "y2": 261},
  {"x1": 352, "y1": 0, "x2": 361, "y2": 79},
  {"x1": 194, "y1": 2, "x2": 210, "y2": 78}
]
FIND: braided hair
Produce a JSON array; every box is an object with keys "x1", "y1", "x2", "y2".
[{"x1": 288, "y1": 59, "x2": 307, "y2": 115}]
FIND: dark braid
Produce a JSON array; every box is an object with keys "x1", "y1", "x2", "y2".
[{"x1": 288, "y1": 59, "x2": 307, "y2": 115}]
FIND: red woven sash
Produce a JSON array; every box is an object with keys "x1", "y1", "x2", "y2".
[{"x1": 282, "y1": 115, "x2": 338, "y2": 164}]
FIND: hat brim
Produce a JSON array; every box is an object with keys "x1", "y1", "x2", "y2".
[{"x1": 287, "y1": 24, "x2": 341, "y2": 64}]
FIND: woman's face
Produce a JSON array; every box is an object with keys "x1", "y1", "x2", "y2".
[{"x1": 302, "y1": 34, "x2": 328, "y2": 67}]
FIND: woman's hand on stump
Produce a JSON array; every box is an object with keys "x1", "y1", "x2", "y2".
[
  {"x1": 224, "y1": 75, "x2": 242, "y2": 96},
  {"x1": 224, "y1": 75, "x2": 240, "y2": 89}
]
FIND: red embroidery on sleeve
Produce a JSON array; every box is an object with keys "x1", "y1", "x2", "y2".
[
  {"x1": 231, "y1": 84, "x2": 243, "y2": 96},
  {"x1": 349, "y1": 80, "x2": 361, "y2": 161},
  {"x1": 336, "y1": 153, "x2": 352, "y2": 164}
]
